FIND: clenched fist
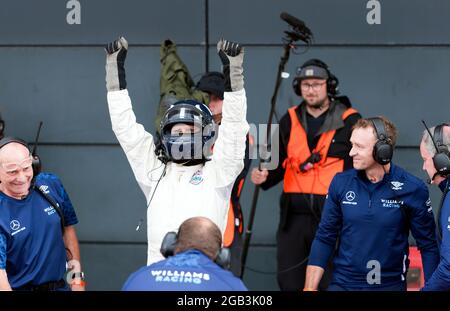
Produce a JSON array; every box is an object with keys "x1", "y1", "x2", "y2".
[
  {"x1": 217, "y1": 39, "x2": 244, "y2": 92},
  {"x1": 105, "y1": 36, "x2": 128, "y2": 92}
]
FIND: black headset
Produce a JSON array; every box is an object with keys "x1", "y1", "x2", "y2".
[
  {"x1": 292, "y1": 59, "x2": 339, "y2": 98},
  {"x1": 422, "y1": 121, "x2": 450, "y2": 177},
  {"x1": 160, "y1": 231, "x2": 231, "y2": 270},
  {"x1": 0, "y1": 137, "x2": 41, "y2": 177},
  {"x1": 432, "y1": 124, "x2": 450, "y2": 176},
  {"x1": 369, "y1": 117, "x2": 394, "y2": 165}
]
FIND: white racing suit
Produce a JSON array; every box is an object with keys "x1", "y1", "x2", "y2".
[{"x1": 107, "y1": 89, "x2": 249, "y2": 264}]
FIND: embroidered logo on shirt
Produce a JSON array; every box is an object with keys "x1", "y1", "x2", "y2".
[
  {"x1": 343, "y1": 191, "x2": 357, "y2": 205},
  {"x1": 390, "y1": 181, "x2": 404, "y2": 190},
  {"x1": 39, "y1": 185, "x2": 50, "y2": 194},
  {"x1": 44, "y1": 206, "x2": 56, "y2": 216},
  {"x1": 10, "y1": 219, "x2": 26, "y2": 236},
  {"x1": 189, "y1": 170, "x2": 204, "y2": 185},
  {"x1": 381, "y1": 198, "x2": 403, "y2": 209},
  {"x1": 10, "y1": 220, "x2": 20, "y2": 231}
]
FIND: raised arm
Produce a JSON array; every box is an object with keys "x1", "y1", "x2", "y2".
[
  {"x1": 105, "y1": 37, "x2": 162, "y2": 197},
  {"x1": 211, "y1": 39, "x2": 249, "y2": 188}
]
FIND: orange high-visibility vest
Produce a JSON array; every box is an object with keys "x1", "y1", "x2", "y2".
[
  {"x1": 223, "y1": 178, "x2": 245, "y2": 247},
  {"x1": 283, "y1": 107, "x2": 358, "y2": 195},
  {"x1": 223, "y1": 134, "x2": 254, "y2": 247}
]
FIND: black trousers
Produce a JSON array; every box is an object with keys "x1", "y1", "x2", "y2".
[{"x1": 276, "y1": 212, "x2": 333, "y2": 291}]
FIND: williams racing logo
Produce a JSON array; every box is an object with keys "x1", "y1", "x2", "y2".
[
  {"x1": 10, "y1": 219, "x2": 27, "y2": 236},
  {"x1": 189, "y1": 170, "x2": 204, "y2": 185},
  {"x1": 381, "y1": 199, "x2": 404, "y2": 209},
  {"x1": 151, "y1": 270, "x2": 210, "y2": 284},
  {"x1": 342, "y1": 191, "x2": 357, "y2": 205},
  {"x1": 44, "y1": 206, "x2": 56, "y2": 216}
]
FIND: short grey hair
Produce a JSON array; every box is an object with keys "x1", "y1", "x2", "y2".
[{"x1": 421, "y1": 125, "x2": 450, "y2": 157}]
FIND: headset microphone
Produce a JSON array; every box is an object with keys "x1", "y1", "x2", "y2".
[
  {"x1": 421, "y1": 120, "x2": 440, "y2": 152},
  {"x1": 31, "y1": 121, "x2": 43, "y2": 177}
]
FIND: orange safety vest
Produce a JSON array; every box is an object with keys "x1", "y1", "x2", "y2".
[
  {"x1": 223, "y1": 134, "x2": 254, "y2": 247},
  {"x1": 283, "y1": 107, "x2": 358, "y2": 195},
  {"x1": 223, "y1": 178, "x2": 245, "y2": 247}
]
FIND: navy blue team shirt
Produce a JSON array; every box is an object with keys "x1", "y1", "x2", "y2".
[
  {"x1": 122, "y1": 250, "x2": 248, "y2": 291},
  {"x1": 422, "y1": 178, "x2": 450, "y2": 290},
  {"x1": 308, "y1": 164, "x2": 439, "y2": 289},
  {"x1": 0, "y1": 173, "x2": 78, "y2": 288}
]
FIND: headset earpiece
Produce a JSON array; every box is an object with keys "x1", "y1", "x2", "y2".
[
  {"x1": 369, "y1": 118, "x2": 393, "y2": 165},
  {"x1": 160, "y1": 231, "x2": 178, "y2": 258},
  {"x1": 327, "y1": 73, "x2": 339, "y2": 97},
  {"x1": 215, "y1": 248, "x2": 231, "y2": 270},
  {"x1": 159, "y1": 231, "x2": 231, "y2": 269},
  {"x1": 432, "y1": 124, "x2": 450, "y2": 176}
]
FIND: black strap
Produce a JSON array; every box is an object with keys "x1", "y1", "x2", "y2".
[{"x1": 35, "y1": 186, "x2": 66, "y2": 234}]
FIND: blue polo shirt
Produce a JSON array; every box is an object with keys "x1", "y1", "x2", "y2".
[
  {"x1": 308, "y1": 164, "x2": 439, "y2": 289},
  {"x1": 122, "y1": 250, "x2": 248, "y2": 291},
  {"x1": 0, "y1": 173, "x2": 78, "y2": 288},
  {"x1": 422, "y1": 178, "x2": 450, "y2": 291}
]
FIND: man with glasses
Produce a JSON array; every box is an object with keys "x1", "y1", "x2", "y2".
[
  {"x1": 251, "y1": 59, "x2": 361, "y2": 290},
  {"x1": 0, "y1": 138, "x2": 83, "y2": 291}
]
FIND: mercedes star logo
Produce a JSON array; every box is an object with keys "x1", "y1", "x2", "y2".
[
  {"x1": 10, "y1": 220, "x2": 21, "y2": 231},
  {"x1": 345, "y1": 191, "x2": 356, "y2": 202}
]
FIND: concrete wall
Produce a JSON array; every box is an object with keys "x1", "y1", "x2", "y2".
[{"x1": 0, "y1": 0, "x2": 449, "y2": 290}]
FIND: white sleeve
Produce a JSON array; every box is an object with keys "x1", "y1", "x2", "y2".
[
  {"x1": 107, "y1": 89, "x2": 162, "y2": 198},
  {"x1": 211, "y1": 89, "x2": 249, "y2": 188}
]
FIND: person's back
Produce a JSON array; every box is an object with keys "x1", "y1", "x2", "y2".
[
  {"x1": 122, "y1": 216, "x2": 248, "y2": 291},
  {"x1": 122, "y1": 250, "x2": 247, "y2": 291}
]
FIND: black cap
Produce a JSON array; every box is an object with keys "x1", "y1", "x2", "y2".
[
  {"x1": 196, "y1": 72, "x2": 225, "y2": 100},
  {"x1": 296, "y1": 65, "x2": 329, "y2": 81}
]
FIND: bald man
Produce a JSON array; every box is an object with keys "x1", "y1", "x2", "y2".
[
  {"x1": 122, "y1": 217, "x2": 248, "y2": 291},
  {"x1": 0, "y1": 138, "x2": 83, "y2": 291}
]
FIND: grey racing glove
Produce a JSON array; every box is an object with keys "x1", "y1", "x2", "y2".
[
  {"x1": 105, "y1": 36, "x2": 128, "y2": 92},
  {"x1": 217, "y1": 39, "x2": 244, "y2": 92}
]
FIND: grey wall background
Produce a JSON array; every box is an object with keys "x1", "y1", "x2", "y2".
[{"x1": 1, "y1": 0, "x2": 450, "y2": 290}]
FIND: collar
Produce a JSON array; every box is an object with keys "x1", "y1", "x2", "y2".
[
  {"x1": 169, "y1": 162, "x2": 203, "y2": 172},
  {"x1": 298, "y1": 99, "x2": 349, "y2": 135},
  {"x1": 354, "y1": 164, "x2": 398, "y2": 186},
  {"x1": 438, "y1": 178, "x2": 450, "y2": 193}
]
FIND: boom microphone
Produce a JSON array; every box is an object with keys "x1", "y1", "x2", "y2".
[
  {"x1": 279, "y1": 12, "x2": 313, "y2": 44},
  {"x1": 280, "y1": 12, "x2": 306, "y2": 30}
]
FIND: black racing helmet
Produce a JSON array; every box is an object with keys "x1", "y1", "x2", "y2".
[{"x1": 159, "y1": 100, "x2": 217, "y2": 164}]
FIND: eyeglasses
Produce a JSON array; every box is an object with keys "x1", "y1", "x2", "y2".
[
  {"x1": 300, "y1": 81, "x2": 326, "y2": 91},
  {"x1": 1, "y1": 156, "x2": 33, "y2": 175}
]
